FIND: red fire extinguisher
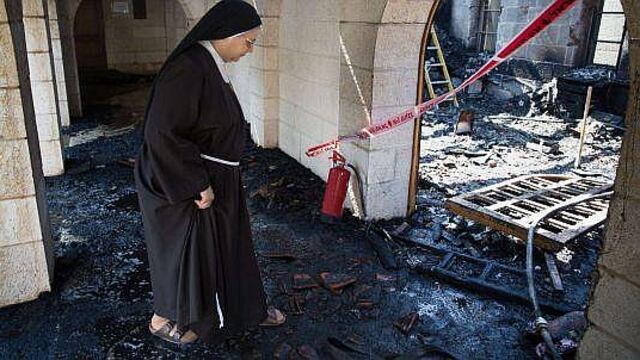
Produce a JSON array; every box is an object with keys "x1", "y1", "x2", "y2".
[{"x1": 320, "y1": 151, "x2": 351, "y2": 222}]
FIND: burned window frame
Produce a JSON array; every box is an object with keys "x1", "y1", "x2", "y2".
[
  {"x1": 476, "y1": 0, "x2": 502, "y2": 53},
  {"x1": 587, "y1": 1, "x2": 627, "y2": 70}
]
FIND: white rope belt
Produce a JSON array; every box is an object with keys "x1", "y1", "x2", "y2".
[{"x1": 200, "y1": 154, "x2": 240, "y2": 167}]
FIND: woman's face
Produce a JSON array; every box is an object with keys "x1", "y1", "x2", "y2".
[{"x1": 213, "y1": 27, "x2": 261, "y2": 62}]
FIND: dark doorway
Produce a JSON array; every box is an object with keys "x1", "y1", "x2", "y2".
[{"x1": 74, "y1": 0, "x2": 108, "y2": 71}]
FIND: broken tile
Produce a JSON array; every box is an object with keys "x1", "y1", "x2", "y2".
[
  {"x1": 394, "y1": 312, "x2": 420, "y2": 335},
  {"x1": 292, "y1": 273, "x2": 319, "y2": 290},
  {"x1": 319, "y1": 272, "x2": 357, "y2": 294}
]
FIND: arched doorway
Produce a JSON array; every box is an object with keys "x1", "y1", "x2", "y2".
[{"x1": 73, "y1": 0, "x2": 107, "y2": 71}]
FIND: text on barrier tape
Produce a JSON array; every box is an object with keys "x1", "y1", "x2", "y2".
[{"x1": 305, "y1": 0, "x2": 578, "y2": 158}]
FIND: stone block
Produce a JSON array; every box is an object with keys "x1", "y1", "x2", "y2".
[
  {"x1": 340, "y1": 0, "x2": 386, "y2": 23},
  {"x1": 23, "y1": 17, "x2": 49, "y2": 53},
  {"x1": 501, "y1": 6, "x2": 529, "y2": 24},
  {"x1": 263, "y1": 47, "x2": 279, "y2": 71},
  {"x1": 0, "y1": 24, "x2": 19, "y2": 88},
  {"x1": 134, "y1": 26, "x2": 166, "y2": 38},
  {"x1": 0, "y1": 0, "x2": 6, "y2": 23},
  {"x1": 252, "y1": 97, "x2": 279, "y2": 122},
  {"x1": 31, "y1": 81, "x2": 57, "y2": 115},
  {"x1": 58, "y1": 100, "x2": 70, "y2": 127},
  {"x1": 365, "y1": 178, "x2": 409, "y2": 219},
  {"x1": 0, "y1": 197, "x2": 42, "y2": 247},
  {"x1": 367, "y1": 150, "x2": 397, "y2": 185},
  {"x1": 0, "y1": 140, "x2": 36, "y2": 200},
  {"x1": 372, "y1": 69, "x2": 418, "y2": 108},
  {"x1": 579, "y1": 326, "x2": 640, "y2": 360},
  {"x1": 48, "y1": 19, "x2": 60, "y2": 40},
  {"x1": 22, "y1": 0, "x2": 45, "y2": 17},
  {"x1": 279, "y1": 72, "x2": 304, "y2": 103},
  {"x1": 374, "y1": 24, "x2": 423, "y2": 70},
  {"x1": 297, "y1": 0, "x2": 339, "y2": 22},
  {"x1": 338, "y1": 22, "x2": 377, "y2": 70},
  {"x1": 134, "y1": 37, "x2": 167, "y2": 52},
  {"x1": 588, "y1": 270, "x2": 640, "y2": 350},
  {"x1": 0, "y1": 89, "x2": 27, "y2": 140},
  {"x1": 254, "y1": 0, "x2": 282, "y2": 17},
  {"x1": 46, "y1": 0, "x2": 58, "y2": 20},
  {"x1": 51, "y1": 39, "x2": 62, "y2": 60},
  {"x1": 299, "y1": 21, "x2": 339, "y2": 57},
  {"x1": 263, "y1": 119, "x2": 278, "y2": 148},
  {"x1": 0, "y1": 241, "x2": 51, "y2": 308},
  {"x1": 338, "y1": 97, "x2": 372, "y2": 136},
  {"x1": 339, "y1": 64, "x2": 373, "y2": 110},
  {"x1": 261, "y1": 17, "x2": 279, "y2": 47},
  {"x1": 27, "y1": 52, "x2": 53, "y2": 82},
  {"x1": 35, "y1": 113, "x2": 59, "y2": 141},
  {"x1": 278, "y1": 121, "x2": 301, "y2": 162},
  {"x1": 599, "y1": 199, "x2": 640, "y2": 285},
  {"x1": 381, "y1": 0, "x2": 434, "y2": 23},
  {"x1": 299, "y1": 81, "x2": 339, "y2": 125},
  {"x1": 39, "y1": 139, "x2": 64, "y2": 177},
  {"x1": 279, "y1": 98, "x2": 296, "y2": 126},
  {"x1": 294, "y1": 52, "x2": 339, "y2": 86},
  {"x1": 134, "y1": 51, "x2": 167, "y2": 64},
  {"x1": 295, "y1": 107, "x2": 330, "y2": 142},
  {"x1": 110, "y1": 51, "x2": 136, "y2": 65}
]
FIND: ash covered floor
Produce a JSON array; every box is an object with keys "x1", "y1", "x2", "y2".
[{"x1": 0, "y1": 72, "x2": 621, "y2": 359}]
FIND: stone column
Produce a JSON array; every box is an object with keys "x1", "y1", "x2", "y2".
[
  {"x1": 235, "y1": 0, "x2": 280, "y2": 149},
  {"x1": 23, "y1": 0, "x2": 64, "y2": 176},
  {"x1": 340, "y1": 0, "x2": 435, "y2": 219},
  {"x1": 57, "y1": 0, "x2": 82, "y2": 117},
  {"x1": 577, "y1": 1, "x2": 640, "y2": 358},
  {"x1": 0, "y1": 0, "x2": 54, "y2": 308},
  {"x1": 47, "y1": 0, "x2": 70, "y2": 127}
]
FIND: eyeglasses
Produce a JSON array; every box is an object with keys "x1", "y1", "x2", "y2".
[{"x1": 245, "y1": 38, "x2": 257, "y2": 47}]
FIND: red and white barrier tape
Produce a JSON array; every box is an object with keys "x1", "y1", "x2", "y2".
[{"x1": 305, "y1": 0, "x2": 578, "y2": 157}]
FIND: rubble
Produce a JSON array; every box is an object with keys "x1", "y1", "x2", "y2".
[{"x1": 394, "y1": 312, "x2": 420, "y2": 335}]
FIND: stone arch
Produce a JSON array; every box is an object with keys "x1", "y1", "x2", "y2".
[
  {"x1": 350, "y1": 0, "x2": 437, "y2": 219},
  {"x1": 59, "y1": 0, "x2": 197, "y2": 117}
]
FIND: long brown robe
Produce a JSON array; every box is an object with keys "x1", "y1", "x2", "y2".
[{"x1": 134, "y1": 44, "x2": 267, "y2": 342}]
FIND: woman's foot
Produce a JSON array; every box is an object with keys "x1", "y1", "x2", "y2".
[
  {"x1": 260, "y1": 307, "x2": 286, "y2": 327},
  {"x1": 149, "y1": 314, "x2": 198, "y2": 344}
]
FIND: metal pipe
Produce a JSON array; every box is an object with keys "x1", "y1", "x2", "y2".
[{"x1": 526, "y1": 190, "x2": 614, "y2": 360}]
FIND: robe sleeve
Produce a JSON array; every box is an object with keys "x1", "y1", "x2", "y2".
[{"x1": 144, "y1": 55, "x2": 210, "y2": 204}]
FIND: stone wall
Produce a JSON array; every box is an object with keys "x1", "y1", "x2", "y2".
[
  {"x1": 448, "y1": 0, "x2": 483, "y2": 49},
  {"x1": 445, "y1": 0, "x2": 594, "y2": 69},
  {"x1": 227, "y1": 0, "x2": 436, "y2": 219},
  {"x1": 102, "y1": 0, "x2": 187, "y2": 74},
  {"x1": 0, "y1": 0, "x2": 54, "y2": 308},
  {"x1": 578, "y1": 1, "x2": 640, "y2": 358},
  {"x1": 496, "y1": 0, "x2": 592, "y2": 68}
]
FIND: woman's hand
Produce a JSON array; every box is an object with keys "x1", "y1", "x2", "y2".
[{"x1": 195, "y1": 186, "x2": 215, "y2": 209}]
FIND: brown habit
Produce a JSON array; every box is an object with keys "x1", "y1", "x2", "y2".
[{"x1": 134, "y1": 44, "x2": 267, "y2": 342}]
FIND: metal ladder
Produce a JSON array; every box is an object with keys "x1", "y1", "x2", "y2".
[{"x1": 424, "y1": 26, "x2": 458, "y2": 107}]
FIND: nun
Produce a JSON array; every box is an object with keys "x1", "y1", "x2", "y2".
[{"x1": 135, "y1": 0, "x2": 285, "y2": 345}]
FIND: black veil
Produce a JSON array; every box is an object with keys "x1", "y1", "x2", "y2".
[{"x1": 141, "y1": 0, "x2": 261, "y2": 128}]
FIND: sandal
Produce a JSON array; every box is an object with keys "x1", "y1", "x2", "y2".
[
  {"x1": 260, "y1": 307, "x2": 286, "y2": 327},
  {"x1": 149, "y1": 320, "x2": 198, "y2": 345}
]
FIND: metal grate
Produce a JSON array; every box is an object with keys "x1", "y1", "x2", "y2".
[{"x1": 445, "y1": 174, "x2": 613, "y2": 251}]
